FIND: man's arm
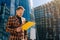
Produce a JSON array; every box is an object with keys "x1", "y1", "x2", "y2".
[
  {"x1": 6, "y1": 16, "x2": 17, "y2": 33},
  {"x1": 6, "y1": 16, "x2": 23, "y2": 33}
]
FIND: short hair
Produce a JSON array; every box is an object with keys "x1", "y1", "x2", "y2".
[{"x1": 16, "y1": 6, "x2": 25, "y2": 11}]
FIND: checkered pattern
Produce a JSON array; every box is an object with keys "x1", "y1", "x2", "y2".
[{"x1": 6, "y1": 16, "x2": 27, "y2": 40}]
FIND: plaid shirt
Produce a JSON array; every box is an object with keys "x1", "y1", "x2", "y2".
[{"x1": 6, "y1": 16, "x2": 27, "y2": 40}]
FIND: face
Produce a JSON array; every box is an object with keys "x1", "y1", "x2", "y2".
[{"x1": 16, "y1": 9, "x2": 24, "y2": 17}]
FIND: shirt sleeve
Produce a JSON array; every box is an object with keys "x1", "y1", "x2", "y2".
[{"x1": 6, "y1": 16, "x2": 17, "y2": 33}]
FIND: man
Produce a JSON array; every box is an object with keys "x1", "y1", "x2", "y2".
[{"x1": 6, "y1": 6, "x2": 27, "y2": 40}]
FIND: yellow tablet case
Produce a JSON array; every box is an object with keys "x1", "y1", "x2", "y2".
[{"x1": 22, "y1": 21, "x2": 35, "y2": 30}]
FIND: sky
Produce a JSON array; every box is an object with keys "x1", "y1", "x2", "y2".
[{"x1": 30, "y1": 0, "x2": 53, "y2": 8}]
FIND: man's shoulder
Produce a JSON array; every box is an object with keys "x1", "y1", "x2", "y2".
[
  {"x1": 8, "y1": 16, "x2": 17, "y2": 22},
  {"x1": 9, "y1": 16, "x2": 16, "y2": 19}
]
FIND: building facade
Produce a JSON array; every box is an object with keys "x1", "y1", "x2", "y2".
[
  {"x1": 34, "y1": 1, "x2": 60, "y2": 40},
  {"x1": 0, "y1": 3, "x2": 10, "y2": 40}
]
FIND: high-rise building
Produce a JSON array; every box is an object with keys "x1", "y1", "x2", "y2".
[
  {"x1": 30, "y1": 13, "x2": 36, "y2": 40},
  {"x1": 53, "y1": 0, "x2": 60, "y2": 40},
  {"x1": 0, "y1": 0, "x2": 11, "y2": 8},
  {"x1": 0, "y1": 3, "x2": 10, "y2": 40},
  {"x1": 53, "y1": 0, "x2": 60, "y2": 12},
  {"x1": 34, "y1": 1, "x2": 60, "y2": 40}
]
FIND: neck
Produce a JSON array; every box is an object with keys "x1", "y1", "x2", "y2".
[{"x1": 16, "y1": 15, "x2": 22, "y2": 17}]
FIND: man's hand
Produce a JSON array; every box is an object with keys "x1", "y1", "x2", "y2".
[{"x1": 16, "y1": 27, "x2": 22, "y2": 32}]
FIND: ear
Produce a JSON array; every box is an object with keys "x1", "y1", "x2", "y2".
[
  {"x1": 16, "y1": 10, "x2": 17, "y2": 12},
  {"x1": 16, "y1": 10, "x2": 18, "y2": 13}
]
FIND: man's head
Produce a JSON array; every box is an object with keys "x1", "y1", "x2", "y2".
[{"x1": 16, "y1": 6, "x2": 25, "y2": 17}]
